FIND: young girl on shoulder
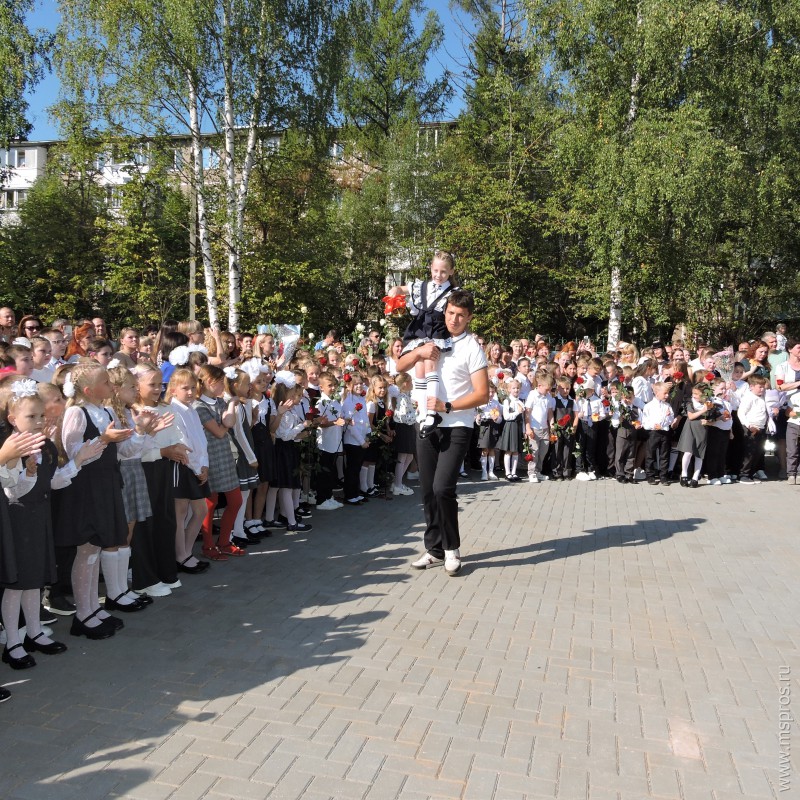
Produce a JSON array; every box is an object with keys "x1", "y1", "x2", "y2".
[
  {"x1": 387, "y1": 250, "x2": 457, "y2": 437},
  {"x1": 53, "y1": 362, "x2": 141, "y2": 638},
  {"x1": 193, "y1": 365, "x2": 244, "y2": 558},
  {"x1": 1, "y1": 380, "x2": 98, "y2": 669},
  {"x1": 131, "y1": 362, "x2": 186, "y2": 596},
  {"x1": 223, "y1": 368, "x2": 262, "y2": 546},
  {"x1": 391, "y1": 373, "x2": 417, "y2": 495},
  {"x1": 475, "y1": 381, "x2": 503, "y2": 480},
  {"x1": 363, "y1": 375, "x2": 394, "y2": 497},
  {"x1": 165, "y1": 368, "x2": 211, "y2": 574},
  {"x1": 272, "y1": 371, "x2": 313, "y2": 531},
  {"x1": 498, "y1": 379, "x2": 525, "y2": 482}
]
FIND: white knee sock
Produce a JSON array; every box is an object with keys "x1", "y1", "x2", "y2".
[
  {"x1": 367, "y1": 464, "x2": 376, "y2": 488},
  {"x1": 511, "y1": 454, "x2": 519, "y2": 475},
  {"x1": 233, "y1": 489, "x2": 249, "y2": 535},
  {"x1": 692, "y1": 458, "x2": 703, "y2": 480},
  {"x1": 424, "y1": 372, "x2": 440, "y2": 422},
  {"x1": 488, "y1": 455, "x2": 495, "y2": 474},
  {"x1": 480, "y1": 455, "x2": 487, "y2": 474},
  {"x1": 504, "y1": 453, "x2": 512, "y2": 475},
  {"x1": 359, "y1": 466, "x2": 369, "y2": 493},
  {"x1": 681, "y1": 451, "x2": 692, "y2": 477},
  {"x1": 101, "y1": 550, "x2": 124, "y2": 601}
]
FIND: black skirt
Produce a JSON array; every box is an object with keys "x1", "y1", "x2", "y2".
[
  {"x1": 393, "y1": 422, "x2": 416, "y2": 455},
  {"x1": 273, "y1": 439, "x2": 301, "y2": 489},
  {"x1": 252, "y1": 421, "x2": 276, "y2": 483},
  {"x1": 477, "y1": 420, "x2": 502, "y2": 449},
  {"x1": 173, "y1": 462, "x2": 211, "y2": 500}
]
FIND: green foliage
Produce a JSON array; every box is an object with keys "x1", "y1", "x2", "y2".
[{"x1": 0, "y1": 1, "x2": 51, "y2": 150}]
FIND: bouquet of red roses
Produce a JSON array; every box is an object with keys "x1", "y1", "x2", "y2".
[{"x1": 551, "y1": 412, "x2": 573, "y2": 440}]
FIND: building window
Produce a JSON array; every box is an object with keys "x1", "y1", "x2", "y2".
[
  {"x1": 15, "y1": 150, "x2": 26, "y2": 168},
  {"x1": 106, "y1": 186, "x2": 124, "y2": 209}
]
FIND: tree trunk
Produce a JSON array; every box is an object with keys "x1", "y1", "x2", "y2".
[{"x1": 188, "y1": 71, "x2": 218, "y2": 327}]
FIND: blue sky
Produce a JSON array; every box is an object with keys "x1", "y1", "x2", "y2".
[{"x1": 25, "y1": 0, "x2": 472, "y2": 141}]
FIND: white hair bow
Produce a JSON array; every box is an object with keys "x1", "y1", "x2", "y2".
[
  {"x1": 107, "y1": 358, "x2": 121, "y2": 370},
  {"x1": 169, "y1": 346, "x2": 189, "y2": 366},
  {"x1": 12, "y1": 379, "x2": 38, "y2": 398},
  {"x1": 11, "y1": 337, "x2": 31, "y2": 348},
  {"x1": 63, "y1": 373, "x2": 76, "y2": 398},
  {"x1": 223, "y1": 366, "x2": 238, "y2": 380},
  {"x1": 187, "y1": 344, "x2": 208, "y2": 355},
  {"x1": 274, "y1": 370, "x2": 296, "y2": 389}
]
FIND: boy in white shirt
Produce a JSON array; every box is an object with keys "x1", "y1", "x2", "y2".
[
  {"x1": 737, "y1": 376, "x2": 769, "y2": 483},
  {"x1": 315, "y1": 372, "x2": 347, "y2": 510},
  {"x1": 524, "y1": 372, "x2": 555, "y2": 482},
  {"x1": 642, "y1": 382, "x2": 675, "y2": 484}
]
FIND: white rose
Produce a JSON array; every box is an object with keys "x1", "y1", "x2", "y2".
[
  {"x1": 308, "y1": 333, "x2": 315, "y2": 340},
  {"x1": 379, "y1": 318, "x2": 387, "y2": 327},
  {"x1": 355, "y1": 323, "x2": 365, "y2": 333},
  {"x1": 300, "y1": 305, "x2": 308, "y2": 314}
]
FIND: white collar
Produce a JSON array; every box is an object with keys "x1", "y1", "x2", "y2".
[{"x1": 199, "y1": 394, "x2": 217, "y2": 404}]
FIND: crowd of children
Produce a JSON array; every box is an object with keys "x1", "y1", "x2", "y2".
[{"x1": 0, "y1": 311, "x2": 794, "y2": 704}]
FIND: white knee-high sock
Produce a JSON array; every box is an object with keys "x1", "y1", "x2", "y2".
[
  {"x1": 692, "y1": 458, "x2": 703, "y2": 480},
  {"x1": 359, "y1": 466, "x2": 369, "y2": 493},
  {"x1": 21, "y1": 590, "x2": 43, "y2": 640},
  {"x1": 511, "y1": 454, "x2": 519, "y2": 475},
  {"x1": 101, "y1": 550, "x2": 123, "y2": 600},
  {"x1": 233, "y1": 489, "x2": 249, "y2": 535},
  {"x1": 279, "y1": 488, "x2": 296, "y2": 525},
  {"x1": 681, "y1": 451, "x2": 692, "y2": 477},
  {"x1": 504, "y1": 453, "x2": 512, "y2": 475},
  {"x1": 367, "y1": 464, "x2": 376, "y2": 488},
  {"x1": 264, "y1": 487, "x2": 278, "y2": 521},
  {"x1": 480, "y1": 455, "x2": 488, "y2": 474},
  {"x1": 488, "y1": 455, "x2": 495, "y2": 473}
]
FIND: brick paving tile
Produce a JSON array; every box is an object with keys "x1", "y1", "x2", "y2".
[{"x1": 0, "y1": 477, "x2": 795, "y2": 798}]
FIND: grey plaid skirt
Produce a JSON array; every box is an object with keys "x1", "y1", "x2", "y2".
[{"x1": 120, "y1": 459, "x2": 153, "y2": 522}]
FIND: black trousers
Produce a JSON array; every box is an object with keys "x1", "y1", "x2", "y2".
[
  {"x1": 343, "y1": 443, "x2": 365, "y2": 500},
  {"x1": 646, "y1": 430, "x2": 671, "y2": 479},
  {"x1": 740, "y1": 428, "x2": 766, "y2": 478},
  {"x1": 131, "y1": 459, "x2": 178, "y2": 589},
  {"x1": 577, "y1": 423, "x2": 596, "y2": 473},
  {"x1": 552, "y1": 434, "x2": 574, "y2": 478},
  {"x1": 316, "y1": 450, "x2": 338, "y2": 504},
  {"x1": 705, "y1": 426, "x2": 729, "y2": 479},
  {"x1": 615, "y1": 427, "x2": 636, "y2": 478},
  {"x1": 416, "y1": 426, "x2": 472, "y2": 559}
]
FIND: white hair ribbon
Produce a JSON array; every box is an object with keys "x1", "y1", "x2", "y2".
[
  {"x1": 223, "y1": 366, "x2": 238, "y2": 380},
  {"x1": 63, "y1": 373, "x2": 76, "y2": 398},
  {"x1": 168, "y1": 346, "x2": 189, "y2": 366},
  {"x1": 11, "y1": 379, "x2": 38, "y2": 398},
  {"x1": 274, "y1": 370, "x2": 296, "y2": 389}
]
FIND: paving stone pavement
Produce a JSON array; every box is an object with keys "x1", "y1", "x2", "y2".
[{"x1": 1, "y1": 475, "x2": 797, "y2": 800}]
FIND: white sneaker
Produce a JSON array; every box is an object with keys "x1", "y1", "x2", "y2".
[
  {"x1": 538, "y1": 473, "x2": 550, "y2": 481},
  {"x1": 395, "y1": 484, "x2": 414, "y2": 496},
  {"x1": 411, "y1": 552, "x2": 443, "y2": 570},
  {"x1": 406, "y1": 471, "x2": 419, "y2": 480},
  {"x1": 481, "y1": 471, "x2": 488, "y2": 481},
  {"x1": 487, "y1": 472, "x2": 498, "y2": 480},
  {"x1": 575, "y1": 471, "x2": 590, "y2": 481},
  {"x1": 755, "y1": 470, "x2": 768, "y2": 481},
  {"x1": 306, "y1": 493, "x2": 317, "y2": 506},
  {"x1": 634, "y1": 468, "x2": 646, "y2": 481},
  {"x1": 529, "y1": 474, "x2": 539, "y2": 483},
  {"x1": 444, "y1": 549, "x2": 462, "y2": 576},
  {"x1": 721, "y1": 475, "x2": 732, "y2": 484},
  {"x1": 135, "y1": 582, "x2": 172, "y2": 597},
  {"x1": 317, "y1": 498, "x2": 342, "y2": 510},
  {"x1": 709, "y1": 478, "x2": 722, "y2": 486},
  {"x1": 164, "y1": 579, "x2": 182, "y2": 589},
  {"x1": 588, "y1": 471, "x2": 597, "y2": 481}
]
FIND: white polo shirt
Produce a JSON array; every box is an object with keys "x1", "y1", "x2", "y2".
[{"x1": 435, "y1": 331, "x2": 488, "y2": 428}]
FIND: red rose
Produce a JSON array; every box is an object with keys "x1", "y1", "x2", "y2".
[
  {"x1": 705, "y1": 372, "x2": 715, "y2": 381},
  {"x1": 602, "y1": 398, "x2": 610, "y2": 407},
  {"x1": 672, "y1": 371, "x2": 684, "y2": 381},
  {"x1": 385, "y1": 409, "x2": 394, "y2": 418},
  {"x1": 265, "y1": 390, "x2": 271, "y2": 398},
  {"x1": 558, "y1": 413, "x2": 572, "y2": 427},
  {"x1": 524, "y1": 454, "x2": 533, "y2": 462},
  {"x1": 497, "y1": 371, "x2": 505, "y2": 380},
  {"x1": 318, "y1": 356, "x2": 327, "y2": 366},
  {"x1": 576, "y1": 376, "x2": 584, "y2": 384},
  {"x1": 305, "y1": 408, "x2": 320, "y2": 420},
  {"x1": 355, "y1": 402, "x2": 363, "y2": 411},
  {"x1": 343, "y1": 374, "x2": 352, "y2": 383}
]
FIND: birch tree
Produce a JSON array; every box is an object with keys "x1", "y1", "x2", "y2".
[{"x1": 56, "y1": 0, "x2": 343, "y2": 329}]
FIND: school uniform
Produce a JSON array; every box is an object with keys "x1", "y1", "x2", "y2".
[
  {"x1": 230, "y1": 398, "x2": 259, "y2": 492},
  {"x1": 342, "y1": 394, "x2": 370, "y2": 500},
  {"x1": 193, "y1": 396, "x2": 239, "y2": 493},
  {"x1": 315, "y1": 392, "x2": 344, "y2": 505},
  {"x1": 642, "y1": 397, "x2": 675, "y2": 481},
  {"x1": 393, "y1": 392, "x2": 417, "y2": 455},
  {"x1": 170, "y1": 398, "x2": 211, "y2": 501},
  {"x1": 498, "y1": 397, "x2": 524, "y2": 454},
  {"x1": 252, "y1": 394, "x2": 277, "y2": 485},
  {"x1": 552, "y1": 395, "x2": 575, "y2": 479},
  {"x1": 737, "y1": 390, "x2": 769, "y2": 479},
  {"x1": 525, "y1": 390, "x2": 555, "y2": 477},
  {"x1": 705, "y1": 396, "x2": 733, "y2": 480},
  {"x1": 677, "y1": 399, "x2": 709, "y2": 460},
  {"x1": 476, "y1": 398, "x2": 503, "y2": 449},
  {"x1": 274, "y1": 406, "x2": 307, "y2": 490},
  {"x1": 612, "y1": 397, "x2": 637, "y2": 480}
]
